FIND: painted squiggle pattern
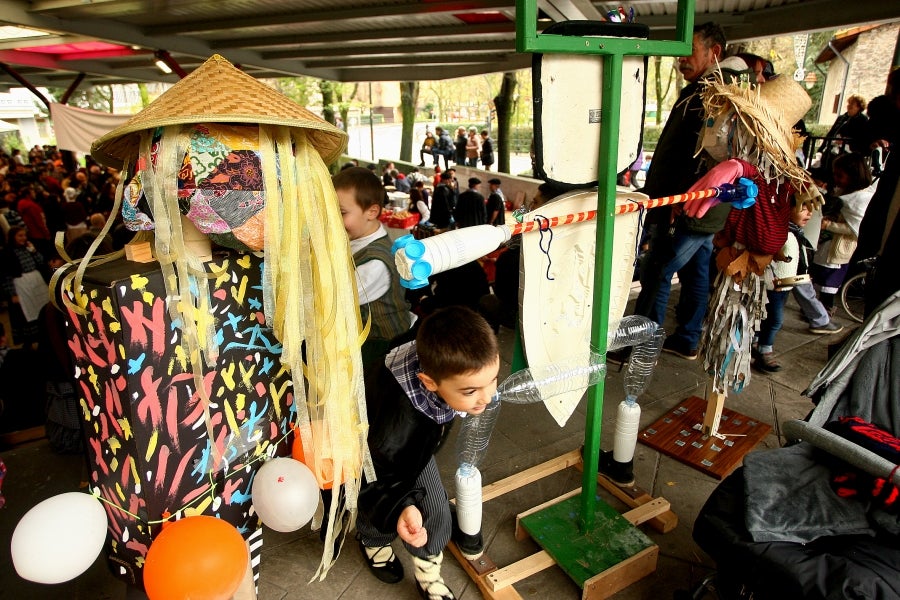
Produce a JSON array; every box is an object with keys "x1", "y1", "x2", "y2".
[{"x1": 63, "y1": 251, "x2": 294, "y2": 585}]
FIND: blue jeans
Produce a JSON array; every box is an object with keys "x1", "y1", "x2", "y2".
[
  {"x1": 791, "y1": 281, "x2": 830, "y2": 327},
  {"x1": 635, "y1": 226, "x2": 714, "y2": 349},
  {"x1": 757, "y1": 289, "x2": 789, "y2": 352},
  {"x1": 433, "y1": 149, "x2": 452, "y2": 170}
]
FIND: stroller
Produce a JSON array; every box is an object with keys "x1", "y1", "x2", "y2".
[{"x1": 691, "y1": 290, "x2": 900, "y2": 599}]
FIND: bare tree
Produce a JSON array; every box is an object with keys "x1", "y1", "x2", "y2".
[
  {"x1": 399, "y1": 81, "x2": 419, "y2": 162},
  {"x1": 319, "y1": 80, "x2": 336, "y2": 125},
  {"x1": 653, "y1": 56, "x2": 677, "y2": 126},
  {"x1": 494, "y1": 71, "x2": 517, "y2": 174}
]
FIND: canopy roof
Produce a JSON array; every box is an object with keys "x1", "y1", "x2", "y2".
[{"x1": 0, "y1": 0, "x2": 898, "y2": 89}]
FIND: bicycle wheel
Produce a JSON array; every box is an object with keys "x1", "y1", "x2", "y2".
[{"x1": 840, "y1": 271, "x2": 867, "y2": 323}]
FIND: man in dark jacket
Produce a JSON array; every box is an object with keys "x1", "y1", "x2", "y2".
[
  {"x1": 432, "y1": 127, "x2": 454, "y2": 170},
  {"x1": 429, "y1": 171, "x2": 455, "y2": 229},
  {"x1": 454, "y1": 177, "x2": 486, "y2": 229},
  {"x1": 633, "y1": 21, "x2": 738, "y2": 360}
]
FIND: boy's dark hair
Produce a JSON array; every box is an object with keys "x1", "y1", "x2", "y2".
[
  {"x1": 416, "y1": 306, "x2": 498, "y2": 383},
  {"x1": 694, "y1": 21, "x2": 726, "y2": 50},
  {"x1": 332, "y1": 166, "x2": 385, "y2": 211},
  {"x1": 832, "y1": 152, "x2": 873, "y2": 194}
]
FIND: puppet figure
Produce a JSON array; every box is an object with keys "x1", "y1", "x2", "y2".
[{"x1": 682, "y1": 74, "x2": 822, "y2": 408}]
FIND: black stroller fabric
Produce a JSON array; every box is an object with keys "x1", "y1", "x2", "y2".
[{"x1": 693, "y1": 290, "x2": 900, "y2": 599}]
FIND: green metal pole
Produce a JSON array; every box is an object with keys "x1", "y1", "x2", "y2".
[
  {"x1": 580, "y1": 53, "x2": 623, "y2": 530},
  {"x1": 514, "y1": 0, "x2": 695, "y2": 534}
]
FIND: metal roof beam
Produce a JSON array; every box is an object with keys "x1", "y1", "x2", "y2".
[
  {"x1": 213, "y1": 22, "x2": 516, "y2": 49},
  {"x1": 144, "y1": 0, "x2": 516, "y2": 36},
  {"x1": 262, "y1": 40, "x2": 513, "y2": 60},
  {"x1": 304, "y1": 53, "x2": 512, "y2": 69},
  {"x1": 722, "y1": 0, "x2": 900, "y2": 42}
]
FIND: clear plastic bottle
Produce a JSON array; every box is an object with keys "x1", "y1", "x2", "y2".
[
  {"x1": 455, "y1": 396, "x2": 502, "y2": 470},
  {"x1": 622, "y1": 322, "x2": 665, "y2": 404},
  {"x1": 496, "y1": 351, "x2": 606, "y2": 405},
  {"x1": 454, "y1": 398, "x2": 502, "y2": 541},
  {"x1": 608, "y1": 314, "x2": 659, "y2": 351}
]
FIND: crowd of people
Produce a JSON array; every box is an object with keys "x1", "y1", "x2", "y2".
[
  {"x1": 418, "y1": 125, "x2": 495, "y2": 171},
  {"x1": 0, "y1": 145, "x2": 133, "y2": 454}
]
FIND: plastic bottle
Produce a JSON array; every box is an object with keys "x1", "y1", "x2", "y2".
[
  {"x1": 454, "y1": 466, "x2": 483, "y2": 536},
  {"x1": 496, "y1": 350, "x2": 606, "y2": 405},
  {"x1": 454, "y1": 398, "x2": 501, "y2": 542},
  {"x1": 622, "y1": 322, "x2": 665, "y2": 404},
  {"x1": 608, "y1": 315, "x2": 659, "y2": 351},
  {"x1": 455, "y1": 396, "x2": 502, "y2": 470},
  {"x1": 392, "y1": 225, "x2": 512, "y2": 289}
]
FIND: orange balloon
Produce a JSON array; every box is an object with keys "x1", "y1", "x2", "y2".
[
  {"x1": 292, "y1": 423, "x2": 345, "y2": 490},
  {"x1": 143, "y1": 516, "x2": 248, "y2": 600}
]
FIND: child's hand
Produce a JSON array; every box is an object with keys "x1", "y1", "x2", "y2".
[{"x1": 397, "y1": 505, "x2": 428, "y2": 548}]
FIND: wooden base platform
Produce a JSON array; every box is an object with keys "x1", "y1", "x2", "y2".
[
  {"x1": 638, "y1": 395, "x2": 771, "y2": 480},
  {"x1": 448, "y1": 449, "x2": 675, "y2": 599}
]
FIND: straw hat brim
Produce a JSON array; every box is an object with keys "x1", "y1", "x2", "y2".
[
  {"x1": 702, "y1": 73, "x2": 812, "y2": 189},
  {"x1": 91, "y1": 54, "x2": 348, "y2": 169}
]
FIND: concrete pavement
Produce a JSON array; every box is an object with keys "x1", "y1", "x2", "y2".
[{"x1": 0, "y1": 282, "x2": 854, "y2": 600}]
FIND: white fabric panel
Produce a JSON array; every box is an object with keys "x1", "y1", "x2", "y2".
[
  {"x1": 537, "y1": 54, "x2": 645, "y2": 183},
  {"x1": 49, "y1": 102, "x2": 130, "y2": 155},
  {"x1": 520, "y1": 189, "x2": 645, "y2": 426}
]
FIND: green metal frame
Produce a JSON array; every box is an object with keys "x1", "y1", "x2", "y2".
[{"x1": 514, "y1": 0, "x2": 695, "y2": 532}]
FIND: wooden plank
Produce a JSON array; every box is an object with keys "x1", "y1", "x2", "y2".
[
  {"x1": 486, "y1": 551, "x2": 557, "y2": 591},
  {"x1": 0, "y1": 425, "x2": 45, "y2": 449},
  {"x1": 446, "y1": 543, "x2": 524, "y2": 600},
  {"x1": 621, "y1": 497, "x2": 670, "y2": 526},
  {"x1": 702, "y1": 390, "x2": 726, "y2": 437},
  {"x1": 481, "y1": 449, "x2": 583, "y2": 503},
  {"x1": 582, "y1": 545, "x2": 659, "y2": 600},
  {"x1": 514, "y1": 488, "x2": 582, "y2": 541},
  {"x1": 588, "y1": 464, "x2": 679, "y2": 533},
  {"x1": 639, "y1": 396, "x2": 772, "y2": 480},
  {"x1": 124, "y1": 241, "x2": 154, "y2": 263}
]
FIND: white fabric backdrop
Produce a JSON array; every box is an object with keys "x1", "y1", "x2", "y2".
[{"x1": 49, "y1": 103, "x2": 130, "y2": 155}]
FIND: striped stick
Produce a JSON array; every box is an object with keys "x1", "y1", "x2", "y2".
[{"x1": 508, "y1": 187, "x2": 721, "y2": 236}]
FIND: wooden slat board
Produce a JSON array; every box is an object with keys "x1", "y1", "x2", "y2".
[{"x1": 638, "y1": 395, "x2": 772, "y2": 479}]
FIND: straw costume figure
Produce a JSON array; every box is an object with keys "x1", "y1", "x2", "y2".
[
  {"x1": 81, "y1": 55, "x2": 371, "y2": 579},
  {"x1": 681, "y1": 74, "x2": 822, "y2": 395}
]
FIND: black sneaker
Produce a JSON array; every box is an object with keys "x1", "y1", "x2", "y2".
[
  {"x1": 359, "y1": 540, "x2": 404, "y2": 584},
  {"x1": 597, "y1": 449, "x2": 635, "y2": 487},
  {"x1": 662, "y1": 336, "x2": 699, "y2": 360},
  {"x1": 809, "y1": 321, "x2": 844, "y2": 335},
  {"x1": 450, "y1": 509, "x2": 483, "y2": 560}
]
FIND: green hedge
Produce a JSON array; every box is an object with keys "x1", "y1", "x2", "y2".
[{"x1": 507, "y1": 125, "x2": 664, "y2": 154}]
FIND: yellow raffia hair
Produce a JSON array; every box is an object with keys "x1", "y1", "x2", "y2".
[{"x1": 259, "y1": 125, "x2": 372, "y2": 579}]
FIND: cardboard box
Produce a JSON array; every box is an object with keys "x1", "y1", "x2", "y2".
[{"x1": 60, "y1": 251, "x2": 294, "y2": 590}]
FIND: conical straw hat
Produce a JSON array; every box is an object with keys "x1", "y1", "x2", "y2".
[
  {"x1": 702, "y1": 73, "x2": 812, "y2": 190},
  {"x1": 91, "y1": 54, "x2": 348, "y2": 168}
]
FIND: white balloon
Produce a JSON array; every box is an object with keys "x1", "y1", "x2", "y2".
[
  {"x1": 11, "y1": 492, "x2": 108, "y2": 584},
  {"x1": 251, "y1": 457, "x2": 319, "y2": 532}
]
